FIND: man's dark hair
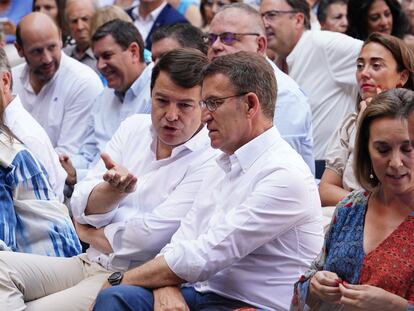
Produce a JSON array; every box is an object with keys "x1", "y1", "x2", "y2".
[
  {"x1": 285, "y1": 0, "x2": 311, "y2": 30},
  {"x1": 151, "y1": 48, "x2": 208, "y2": 91},
  {"x1": 317, "y1": 0, "x2": 348, "y2": 23},
  {"x1": 91, "y1": 19, "x2": 145, "y2": 62},
  {"x1": 202, "y1": 51, "x2": 277, "y2": 120},
  {"x1": 151, "y1": 24, "x2": 208, "y2": 55}
]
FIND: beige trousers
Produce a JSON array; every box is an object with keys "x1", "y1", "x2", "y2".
[{"x1": 0, "y1": 251, "x2": 111, "y2": 311}]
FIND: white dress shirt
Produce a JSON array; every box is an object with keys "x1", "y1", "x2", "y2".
[
  {"x1": 132, "y1": 2, "x2": 167, "y2": 41},
  {"x1": 161, "y1": 126, "x2": 324, "y2": 311},
  {"x1": 268, "y1": 58, "x2": 315, "y2": 174},
  {"x1": 12, "y1": 52, "x2": 104, "y2": 156},
  {"x1": 287, "y1": 30, "x2": 362, "y2": 159},
  {"x1": 71, "y1": 114, "x2": 218, "y2": 271},
  {"x1": 3, "y1": 95, "x2": 66, "y2": 202},
  {"x1": 71, "y1": 63, "x2": 153, "y2": 181}
]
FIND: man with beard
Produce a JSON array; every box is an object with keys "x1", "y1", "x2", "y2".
[
  {"x1": 60, "y1": 19, "x2": 153, "y2": 186},
  {"x1": 12, "y1": 12, "x2": 103, "y2": 157}
]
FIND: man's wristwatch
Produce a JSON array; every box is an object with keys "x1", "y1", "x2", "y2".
[{"x1": 108, "y1": 271, "x2": 124, "y2": 286}]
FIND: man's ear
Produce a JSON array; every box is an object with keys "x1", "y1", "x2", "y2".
[
  {"x1": 257, "y1": 35, "x2": 267, "y2": 55},
  {"x1": 295, "y1": 12, "x2": 305, "y2": 29},
  {"x1": 245, "y1": 92, "x2": 260, "y2": 118},
  {"x1": 14, "y1": 42, "x2": 24, "y2": 58},
  {"x1": 128, "y1": 42, "x2": 141, "y2": 63},
  {"x1": 1, "y1": 71, "x2": 12, "y2": 92}
]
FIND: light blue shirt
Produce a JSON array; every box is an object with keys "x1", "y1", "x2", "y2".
[
  {"x1": 267, "y1": 58, "x2": 315, "y2": 175},
  {"x1": 71, "y1": 62, "x2": 153, "y2": 180}
]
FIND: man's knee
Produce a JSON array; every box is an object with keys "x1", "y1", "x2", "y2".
[{"x1": 94, "y1": 285, "x2": 153, "y2": 311}]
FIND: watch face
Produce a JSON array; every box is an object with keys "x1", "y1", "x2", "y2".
[{"x1": 108, "y1": 271, "x2": 123, "y2": 285}]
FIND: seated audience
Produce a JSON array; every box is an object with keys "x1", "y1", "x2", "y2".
[
  {"x1": 92, "y1": 51, "x2": 323, "y2": 311},
  {"x1": 0, "y1": 80, "x2": 81, "y2": 257},
  {"x1": 292, "y1": 88, "x2": 414, "y2": 310},
  {"x1": 151, "y1": 23, "x2": 207, "y2": 63},
  {"x1": 260, "y1": 0, "x2": 363, "y2": 161},
  {"x1": 60, "y1": 19, "x2": 152, "y2": 186},
  {"x1": 317, "y1": 0, "x2": 348, "y2": 33},
  {"x1": 64, "y1": 0, "x2": 99, "y2": 75},
  {"x1": 346, "y1": 0, "x2": 410, "y2": 40},
  {"x1": 209, "y1": 3, "x2": 315, "y2": 174},
  {"x1": 320, "y1": 33, "x2": 414, "y2": 206},
  {"x1": 12, "y1": 12, "x2": 103, "y2": 157},
  {"x1": 0, "y1": 48, "x2": 217, "y2": 311},
  {"x1": 0, "y1": 48, "x2": 66, "y2": 202}
]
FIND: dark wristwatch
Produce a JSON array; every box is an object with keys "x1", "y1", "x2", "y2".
[{"x1": 108, "y1": 271, "x2": 123, "y2": 286}]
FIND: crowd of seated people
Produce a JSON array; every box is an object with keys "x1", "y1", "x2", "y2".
[{"x1": 1, "y1": 0, "x2": 414, "y2": 310}]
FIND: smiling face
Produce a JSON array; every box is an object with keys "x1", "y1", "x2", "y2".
[
  {"x1": 151, "y1": 71, "x2": 203, "y2": 152},
  {"x1": 367, "y1": 0, "x2": 393, "y2": 35},
  {"x1": 201, "y1": 73, "x2": 252, "y2": 154},
  {"x1": 369, "y1": 116, "x2": 414, "y2": 196},
  {"x1": 356, "y1": 42, "x2": 408, "y2": 100},
  {"x1": 93, "y1": 34, "x2": 140, "y2": 92},
  {"x1": 321, "y1": 2, "x2": 348, "y2": 33}
]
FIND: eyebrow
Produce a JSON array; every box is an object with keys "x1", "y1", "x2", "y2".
[{"x1": 153, "y1": 92, "x2": 197, "y2": 103}]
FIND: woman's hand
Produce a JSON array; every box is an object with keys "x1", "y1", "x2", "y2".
[
  {"x1": 309, "y1": 271, "x2": 342, "y2": 304},
  {"x1": 339, "y1": 282, "x2": 408, "y2": 311}
]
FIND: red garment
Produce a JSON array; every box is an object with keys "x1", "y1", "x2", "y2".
[{"x1": 360, "y1": 216, "x2": 414, "y2": 300}]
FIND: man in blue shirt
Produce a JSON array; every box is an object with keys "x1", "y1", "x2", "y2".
[{"x1": 60, "y1": 19, "x2": 153, "y2": 186}]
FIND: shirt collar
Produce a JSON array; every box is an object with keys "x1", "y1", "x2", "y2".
[
  {"x1": 149, "y1": 123, "x2": 211, "y2": 158},
  {"x1": 113, "y1": 62, "x2": 153, "y2": 102},
  {"x1": 133, "y1": 1, "x2": 167, "y2": 21},
  {"x1": 216, "y1": 127, "x2": 280, "y2": 173}
]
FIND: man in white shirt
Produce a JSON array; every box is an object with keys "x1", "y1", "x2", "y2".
[
  {"x1": 92, "y1": 51, "x2": 324, "y2": 311},
  {"x1": 60, "y1": 19, "x2": 152, "y2": 185},
  {"x1": 0, "y1": 47, "x2": 66, "y2": 201},
  {"x1": 207, "y1": 3, "x2": 315, "y2": 174},
  {"x1": 260, "y1": 0, "x2": 362, "y2": 160},
  {"x1": 0, "y1": 49, "x2": 217, "y2": 310},
  {"x1": 12, "y1": 12, "x2": 103, "y2": 156}
]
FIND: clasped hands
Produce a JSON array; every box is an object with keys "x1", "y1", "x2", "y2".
[{"x1": 310, "y1": 271, "x2": 406, "y2": 311}]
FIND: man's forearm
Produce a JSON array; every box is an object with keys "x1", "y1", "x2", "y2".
[
  {"x1": 123, "y1": 256, "x2": 185, "y2": 289},
  {"x1": 85, "y1": 182, "x2": 128, "y2": 215}
]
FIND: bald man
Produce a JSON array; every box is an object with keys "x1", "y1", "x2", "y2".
[
  {"x1": 13, "y1": 12, "x2": 103, "y2": 157},
  {"x1": 206, "y1": 3, "x2": 315, "y2": 174},
  {"x1": 64, "y1": 0, "x2": 99, "y2": 75}
]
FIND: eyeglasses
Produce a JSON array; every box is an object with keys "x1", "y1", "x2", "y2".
[
  {"x1": 261, "y1": 10, "x2": 298, "y2": 22},
  {"x1": 200, "y1": 92, "x2": 249, "y2": 112},
  {"x1": 203, "y1": 32, "x2": 260, "y2": 46}
]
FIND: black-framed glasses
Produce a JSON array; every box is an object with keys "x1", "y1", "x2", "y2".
[
  {"x1": 203, "y1": 32, "x2": 260, "y2": 46},
  {"x1": 200, "y1": 92, "x2": 249, "y2": 112},
  {"x1": 261, "y1": 10, "x2": 298, "y2": 21}
]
